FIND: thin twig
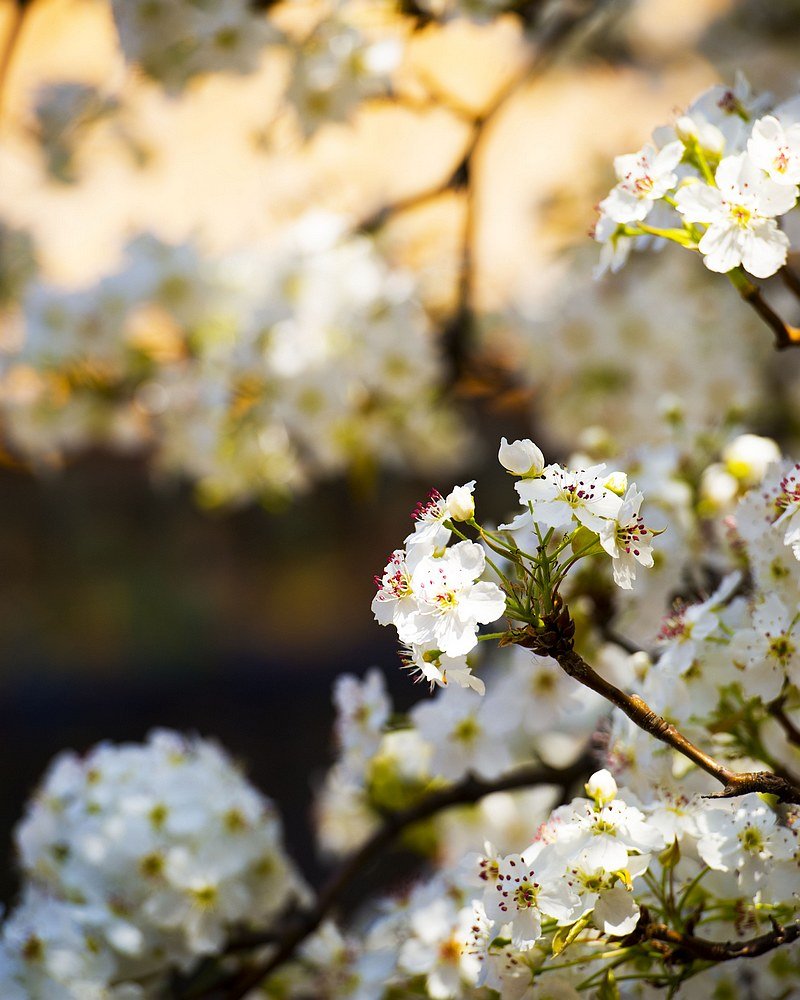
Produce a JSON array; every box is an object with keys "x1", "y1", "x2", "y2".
[
  {"x1": 728, "y1": 267, "x2": 800, "y2": 350},
  {"x1": 769, "y1": 696, "x2": 800, "y2": 750},
  {"x1": 183, "y1": 755, "x2": 594, "y2": 999}
]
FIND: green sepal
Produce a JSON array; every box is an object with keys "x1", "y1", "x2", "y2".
[
  {"x1": 551, "y1": 913, "x2": 592, "y2": 957},
  {"x1": 659, "y1": 837, "x2": 681, "y2": 870}
]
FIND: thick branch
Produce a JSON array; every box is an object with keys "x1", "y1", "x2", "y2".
[
  {"x1": 185, "y1": 755, "x2": 593, "y2": 999},
  {"x1": 552, "y1": 646, "x2": 800, "y2": 803},
  {"x1": 643, "y1": 919, "x2": 800, "y2": 963}
]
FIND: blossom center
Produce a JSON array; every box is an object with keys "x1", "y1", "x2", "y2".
[
  {"x1": 738, "y1": 826, "x2": 764, "y2": 854},
  {"x1": 729, "y1": 203, "x2": 753, "y2": 228},
  {"x1": 768, "y1": 634, "x2": 794, "y2": 663},
  {"x1": 513, "y1": 881, "x2": 539, "y2": 910}
]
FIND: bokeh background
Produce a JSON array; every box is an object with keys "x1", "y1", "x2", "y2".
[{"x1": 1, "y1": 0, "x2": 800, "y2": 906}]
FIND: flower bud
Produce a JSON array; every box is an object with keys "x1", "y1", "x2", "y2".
[
  {"x1": 446, "y1": 481, "x2": 476, "y2": 522},
  {"x1": 723, "y1": 434, "x2": 781, "y2": 487},
  {"x1": 585, "y1": 768, "x2": 617, "y2": 805},
  {"x1": 699, "y1": 463, "x2": 738, "y2": 512},
  {"x1": 604, "y1": 470, "x2": 628, "y2": 496},
  {"x1": 498, "y1": 437, "x2": 545, "y2": 478}
]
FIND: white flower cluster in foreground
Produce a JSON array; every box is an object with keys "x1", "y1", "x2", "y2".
[
  {"x1": 314, "y1": 435, "x2": 800, "y2": 998},
  {"x1": 1, "y1": 216, "x2": 462, "y2": 504},
  {"x1": 0, "y1": 730, "x2": 303, "y2": 997},
  {"x1": 312, "y1": 764, "x2": 800, "y2": 998},
  {"x1": 596, "y1": 73, "x2": 800, "y2": 278},
  {"x1": 372, "y1": 439, "x2": 657, "y2": 691},
  {"x1": 5, "y1": 436, "x2": 800, "y2": 998}
]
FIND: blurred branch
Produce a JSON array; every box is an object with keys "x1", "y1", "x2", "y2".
[
  {"x1": 780, "y1": 264, "x2": 800, "y2": 302},
  {"x1": 0, "y1": 0, "x2": 33, "y2": 119},
  {"x1": 179, "y1": 754, "x2": 594, "y2": 999},
  {"x1": 769, "y1": 696, "x2": 800, "y2": 749},
  {"x1": 358, "y1": 0, "x2": 615, "y2": 394},
  {"x1": 729, "y1": 267, "x2": 800, "y2": 350}
]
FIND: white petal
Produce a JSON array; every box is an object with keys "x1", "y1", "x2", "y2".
[{"x1": 593, "y1": 886, "x2": 640, "y2": 936}]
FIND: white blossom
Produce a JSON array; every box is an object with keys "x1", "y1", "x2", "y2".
[{"x1": 675, "y1": 153, "x2": 796, "y2": 277}]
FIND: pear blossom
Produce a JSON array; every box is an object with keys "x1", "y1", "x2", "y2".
[
  {"x1": 675, "y1": 153, "x2": 796, "y2": 277},
  {"x1": 482, "y1": 852, "x2": 580, "y2": 950},
  {"x1": 585, "y1": 769, "x2": 617, "y2": 807},
  {"x1": 397, "y1": 879, "x2": 485, "y2": 1000},
  {"x1": 333, "y1": 669, "x2": 391, "y2": 771},
  {"x1": 598, "y1": 484, "x2": 656, "y2": 589},
  {"x1": 677, "y1": 73, "x2": 770, "y2": 152},
  {"x1": 402, "y1": 645, "x2": 485, "y2": 695},
  {"x1": 567, "y1": 851, "x2": 650, "y2": 936},
  {"x1": 592, "y1": 213, "x2": 636, "y2": 276},
  {"x1": 411, "y1": 685, "x2": 514, "y2": 780},
  {"x1": 405, "y1": 482, "x2": 477, "y2": 553},
  {"x1": 498, "y1": 437, "x2": 545, "y2": 478},
  {"x1": 599, "y1": 141, "x2": 683, "y2": 224},
  {"x1": 656, "y1": 572, "x2": 741, "y2": 674},
  {"x1": 540, "y1": 780, "x2": 665, "y2": 870},
  {"x1": 9, "y1": 731, "x2": 303, "y2": 993},
  {"x1": 511, "y1": 464, "x2": 622, "y2": 533},
  {"x1": 371, "y1": 548, "x2": 420, "y2": 637},
  {"x1": 773, "y1": 463, "x2": 800, "y2": 558},
  {"x1": 748, "y1": 115, "x2": 800, "y2": 185},
  {"x1": 397, "y1": 887, "x2": 483, "y2": 999},
  {"x1": 722, "y1": 433, "x2": 782, "y2": 486},
  {"x1": 730, "y1": 593, "x2": 800, "y2": 700},
  {"x1": 696, "y1": 796, "x2": 798, "y2": 893},
  {"x1": 402, "y1": 541, "x2": 506, "y2": 657}
]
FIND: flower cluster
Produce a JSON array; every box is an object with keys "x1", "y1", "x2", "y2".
[
  {"x1": 5, "y1": 433, "x2": 800, "y2": 998},
  {"x1": 595, "y1": 74, "x2": 800, "y2": 279},
  {"x1": 0, "y1": 730, "x2": 303, "y2": 996},
  {"x1": 110, "y1": 0, "x2": 278, "y2": 93},
  {"x1": 482, "y1": 247, "x2": 793, "y2": 458},
  {"x1": 372, "y1": 438, "x2": 657, "y2": 690},
  {"x1": 1, "y1": 217, "x2": 463, "y2": 504},
  {"x1": 311, "y1": 764, "x2": 800, "y2": 998},
  {"x1": 286, "y1": 13, "x2": 402, "y2": 137}
]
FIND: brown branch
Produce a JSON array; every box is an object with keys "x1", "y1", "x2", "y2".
[
  {"x1": 0, "y1": 0, "x2": 32, "y2": 120},
  {"x1": 729, "y1": 267, "x2": 800, "y2": 350},
  {"x1": 643, "y1": 918, "x2": 800, "y2": 964},
  {"x1": 181, "y1": 755, "x2": 593, "y2": 999},
  {"x1": 511, "y1": 611, "x2": 800, "y2": 804},
  {"x1": 779, "y1": 264, "x2": 800, "y2": 303},
  {"x1": 769, "y1": 696, "x2": 800, "y2": 750},
  {"x1": 357, "y1": 0, "x2": 610, "y2": 235}
]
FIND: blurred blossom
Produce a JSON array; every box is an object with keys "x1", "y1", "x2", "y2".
[
  {"x1": 0, "y1": 217, "x2": 466, "y2": 504},
  {"x1": 31, "y1": 82, "x2": 121, "y2": 184},
  {"x1": 3, "y1": 730, "x2": 304, "y2": 995},
  {"x1": 111, "y1": 0, "x2": 280, "y2": 93},
  {"x1": 482, "y1": 248, "x2": 795, "y2": 454}
]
